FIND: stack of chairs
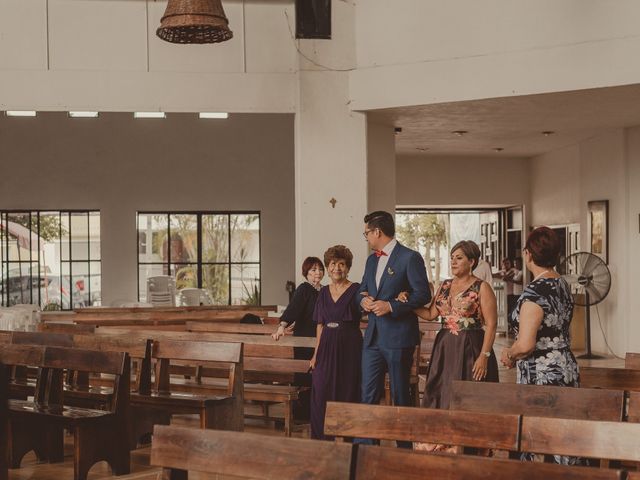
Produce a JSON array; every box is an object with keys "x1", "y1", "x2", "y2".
[{"x1": 146, "y1": 276, "x2": 176, "y2": 307}]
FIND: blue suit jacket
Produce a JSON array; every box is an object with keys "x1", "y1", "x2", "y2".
[{"x1": 358, "y1": 242, "x2": 431, "y2": 349}]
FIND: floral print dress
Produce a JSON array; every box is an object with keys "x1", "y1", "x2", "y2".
[
  {"x1": 510, "y1": 277, "x2": 582, "y2": 465},
  {"x1": 510, "y1": 277, "x2": 579, "y2": 387},
  {"x1": 422, "y1": 279, "x2": 499, "y2": 410}
]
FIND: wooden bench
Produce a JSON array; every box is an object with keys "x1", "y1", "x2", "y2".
[
  {"x1": 99, "y1": 328, "x2": 311, "y2": 435},
  {"x1": 151, "y1": 424, "x2": 352, "y2": 480},
  {"x1": 43, "y1": 305, "x2": 277, "y2": 328},
  {"x1": 38, "y1": 322, "x2": 96, "y2": 334},
  {"x1": 627, "y1": 391, "x2": 640, "y2": 423},
  {"x1": 149, "y1": 425, "x2": 622, "y2": 480},
  {"x1": 356, "y1": 445, "x2": 623, "y2": 480},
  {"x1": 131, "y1": 339, "x2": 244, "y2": 440},
  {"x1": 520, "y1": 416, "x2": 640, "y2": 463},
  {"x1": 0, "y1": 361, "x2": 8, "y2": 480},
  {"x1": 0, "y1": 344, "x2": 130, "y2": 480},
  {"x1": 324, "y1": 401, "x2": 521, "y2": 450},
  {"x1": 186, "y1": 320, "x2": 276, "y2": 335},
  {"x1": 418, "y1": 319, "x2": 441, "y2": 374},
  {"x1": 580, "y1": 366, "x2": 640, "y2": 392},
  {"x1": 8, "y1": 331, "x2": 154, "y2": 446},
  {"x1": 450, "y1": 380, "x2": 626, "y2": 421},
  {"x1": 626, "y1": 352, "x2": 640, "y2": 370}
]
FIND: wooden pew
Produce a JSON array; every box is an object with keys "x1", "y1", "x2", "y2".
[
  {"x1": 418, "y1": 319, "x2": 441, "y2": 374},
  {"x1": 324, "y1": 402, "x2": 521, "y2": 450},
  {"x1": 38, "y1": 322, "x2": 96, "y2": 334},
  {"x1": 131, "y1": 339, "x2": 244, "y2": 438},
  {"x1": 626, "y1": 352, "x2": 640, "y2": 370},
  {"x1": 74, "y1": 304, "x2": 277, "y2": 314},
  {"x1": 150, "y1": 425, "x2": 353, "y2": 480},
  {"x1": 0, "y1": 361, "x2": 8, "y2": 480},
  {"x1": 355, "y1": 445, "x2": 623, "y2": 480},
  {"x1": 8, "y1": 331, "x2": 152, "y2": 397},
  {"x1": 99, "y1": 328, "x2": 311, "y2": 435},
  {"x1": 520, "y1": 416, "x2": 640, "y2": 463},
  {"x1": 580, "y1": 366, "x2": 640, "y2": 392},
  {"x1": 43, "y1": 305, "x2": 277, "y2": 328},
  {"x1": 627, "y1": 391, "x2": 640, "y2": 423},
  {"x1": 150, "y1": 425, "x2": 621, "y2": 480},
  {"x1": 450, "y1": 380, "x2": 626, "y2": 421},
  {"x1": 186, "y1": 320, "x2": 275, "y2": 335},
  {"x1": 0, "y1": 344, "x2": 130, "y2": 480}
]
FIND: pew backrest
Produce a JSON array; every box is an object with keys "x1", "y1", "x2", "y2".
[
  {"x1": 520, "y1": 416, "x2": 640, "y2": 462},
  {"x1": 186, "y1": 321, "x2": 273, "y2": 335},
  {"x1": 153, "y1": 339, "x2": 243, "y2": 398},
  {"x1": 38, "y1": 322, "x2": 96, "y2": 334},
  {"x1": 626, "y1": 352, "x2": 640, "y2": 370},
  {"x1": 580, "y1": 366, "x2": 640, "y2": 392},
  {"x1": 355, "y1": 445, "x2": 623, "y2": 480},
  {"x1": 627, "y1": 391, "x2": 640, "y2": 423},
  {"x1": 324, "y1": 401, "x2": 520, "y2": 450},
  {"x1": 450, "y1": 380, "x2": 625, "y2": 421},
  {"x1": 150, "y1": 425, "x2": 353, "y2": 480}
]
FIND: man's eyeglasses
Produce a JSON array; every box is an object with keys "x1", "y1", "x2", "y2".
[{"x1": 363, "y1": 229, "x2": 376, "y2": 239}]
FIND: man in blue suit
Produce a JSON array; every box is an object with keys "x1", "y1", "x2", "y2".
[{"x1": 358, "y1": 211, "x2": 430, "y2": 447}]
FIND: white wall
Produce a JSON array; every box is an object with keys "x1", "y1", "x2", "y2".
[
  {"x1": 529, "y1": 145, "x2": 581, "y2": 227},
  {"x1": 530, "y1": 129, "x2": 637, "y2": 354},
  {"x1": 626, "y1": 126, "x2": 640, "y2": 353},
  {"x1": 396, "y1": 155, "x2": 530, "y2": 207},
  {"x1": 0, "y1": 112, "x2": 295, "y2": 306},
  {"x1": 367, "y1": 122, "x2": 396, "y2": 214},
  {"x1": 351, "y1": 1, "x2": 640, "y2": 110},
  {"x1": 0, "y1": 0, "x2": 297, "y2": 112}
]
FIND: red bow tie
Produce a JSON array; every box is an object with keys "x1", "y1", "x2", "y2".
[{"x1": 374, "y1": 250, "x2": 387, "y2": 258}]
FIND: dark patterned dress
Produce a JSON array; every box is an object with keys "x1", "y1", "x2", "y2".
[
  {"x1": 510, "y1": 277, "x2": 579, "y2": 387},
  {"x1": 510, "y1": 277, "x2": 581, "y2": 464},
  {"x1": 310, "y1": 283, "x2": 363, "y2": 440},
  {"x1": 422, "y1": 279, "x2": 499, "y2": 410}
]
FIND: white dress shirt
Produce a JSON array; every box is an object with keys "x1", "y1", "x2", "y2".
[
  {"x1": 375, "y1": 239, "x2": 397, "y2": 289},
  {"x1": 473, "y1": 259, "x2": 494, "y2": 291}
]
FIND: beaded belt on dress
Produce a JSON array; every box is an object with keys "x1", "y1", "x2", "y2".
[{"x1": 326, "y1": 322, "x2": 339, "y2": 328}]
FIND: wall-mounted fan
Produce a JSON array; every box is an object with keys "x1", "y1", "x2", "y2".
[{"x1": 558, "y1": 252, "x2": 612, "y2": 359}]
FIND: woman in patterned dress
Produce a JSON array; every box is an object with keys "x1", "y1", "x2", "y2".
[
  {"x1": 401, "y1": 241, "x2": 499, "y2": 451},
  {"x1": 500, "y1": 227, "x2": 580, "y2": 464}
]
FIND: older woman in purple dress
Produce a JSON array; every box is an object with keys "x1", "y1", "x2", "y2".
[{"x1": 309, "y1": 245, "x2": 363, "y2": 440}]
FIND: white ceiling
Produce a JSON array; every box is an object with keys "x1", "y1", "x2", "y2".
[{"x1": 368, "y1": 84, "x2": 640, "y2": 157}]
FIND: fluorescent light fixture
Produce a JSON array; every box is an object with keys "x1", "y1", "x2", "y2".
[
  {"x1": 6, "y1": 110, "x2": 36, "y2": 117},
  {"x1": 69, "y1": 111, "x2": 99, "y2": 118},
  {"x1": 134, "y1": 112, "x2": 166, "y2": 119},
  {"x1": 199, "y1": 112, "x2": 228, "y2": 119}
]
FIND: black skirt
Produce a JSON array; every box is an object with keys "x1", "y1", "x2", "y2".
[{"x1": 422, "y1": 328, "x2": 499, "y2": 409}]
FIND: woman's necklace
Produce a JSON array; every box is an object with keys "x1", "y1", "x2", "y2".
[{"x1": 533, "y1": 269, "x2": 552, "y2": 281}]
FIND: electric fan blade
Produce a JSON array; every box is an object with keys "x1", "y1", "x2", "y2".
[
  {"x1": 580, "y1": 253, "x2": 602, "y2": 277},
  {"x1": 562, "y1": 274, "x2": 580, "y2": 285}
]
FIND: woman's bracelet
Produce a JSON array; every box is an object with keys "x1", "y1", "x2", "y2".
[{"x1": 279, "y1": 321, "x2": 288, "y2": 328}]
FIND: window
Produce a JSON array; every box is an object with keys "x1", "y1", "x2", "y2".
[
  {"x1": 0, "y1": 211, "x2": 101, "y2": 310},
  {"x1": 395, "y1": 210, "x2": 488, "y2": 284},
  {"x1": 137, "y1": 212, "x2": 260, "y2": 305}
]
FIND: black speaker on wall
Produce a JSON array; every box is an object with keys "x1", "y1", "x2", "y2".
[{"x1": 296, "y1": 0, "x2": 331, "y2": 39}]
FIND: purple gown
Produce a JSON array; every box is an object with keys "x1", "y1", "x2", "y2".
[{"x1": 310, "y1": 283, "x2": 363, "y2": 440}]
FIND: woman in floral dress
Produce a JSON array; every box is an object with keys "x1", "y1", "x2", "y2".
[{"x1": 501, "y1": 227, "x2": 580, "y2": 464}]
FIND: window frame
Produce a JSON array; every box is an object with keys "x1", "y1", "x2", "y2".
[
  {"x1": 136, "y1": 210, "x2": 261, "y2": 305},
  {"x1": 0, "y1": 209, "x2": 101, "y2": 310}
]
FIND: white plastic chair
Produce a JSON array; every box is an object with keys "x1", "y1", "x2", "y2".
[
  {"x1": 177, "y1": 288, "x2": 213, "y2": 306},
  {"x1": 146, "y1": 275, "x2": 176, "y2": 307}
]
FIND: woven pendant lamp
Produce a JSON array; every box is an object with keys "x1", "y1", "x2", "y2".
[{"x1": 157, "y1": 0, "x2": 233, "y2": 44}]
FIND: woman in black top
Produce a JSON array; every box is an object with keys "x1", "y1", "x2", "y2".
[
  {"x1": 272, "y1": 256, "x2": 325, "y2": 340},
  {"x1": 271, "y1": 256, "x2": 324, "y2": 421}
]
